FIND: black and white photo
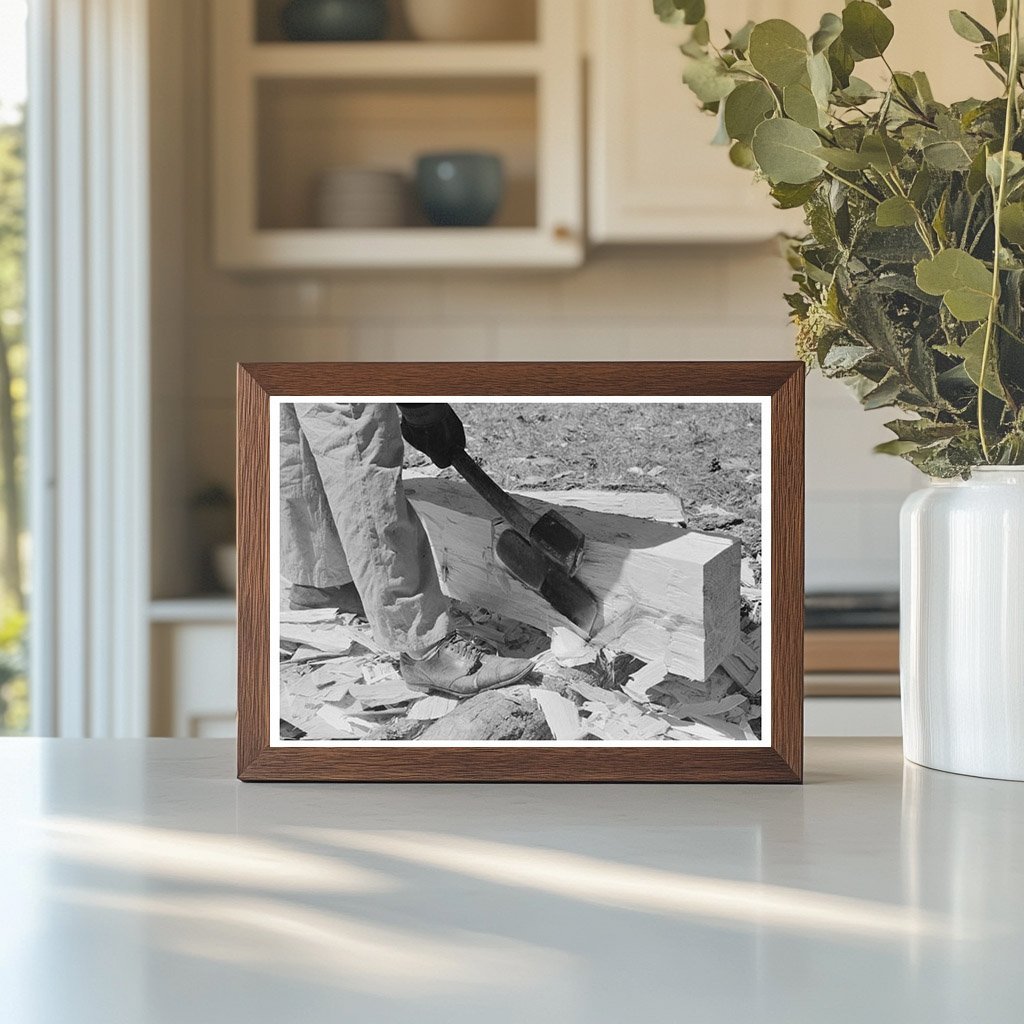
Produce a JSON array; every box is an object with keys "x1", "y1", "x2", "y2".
[{"x1": 270, "y1": 397, "x2": 769, "y2": 746}]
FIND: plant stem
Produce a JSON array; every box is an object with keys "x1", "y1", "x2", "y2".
[
  {"x1": 884, "y1": 171, "x2": 939, "y2": 254},
  {"x1": 979, "y1": 0, "x2": 1021, "y2": 462},
  {"x1": 822, "y1": 167, "x2": 880, "y2": 205}
]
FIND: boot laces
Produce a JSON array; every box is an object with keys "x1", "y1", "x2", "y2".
[{"x1": 443, "y1": 633, "x2": 496, "y2": 662}]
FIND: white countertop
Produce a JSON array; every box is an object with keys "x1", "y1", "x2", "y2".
[{"x1": 0, "y1": 738, "x2": 1020, "y2": 1023}]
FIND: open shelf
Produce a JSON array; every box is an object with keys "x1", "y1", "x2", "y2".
[
  {"x1": 257, "y1": 76, "x2": 538, "y2": 232},
  {"x1": 249, "y1": 41, "x2": 544, "y2": 77},
  {"x1": 254, "y1": 0, "x2": 539, "y2": 44},
  {"x1": 213, "y1": 0, "x2": 582, "y2": 268}
]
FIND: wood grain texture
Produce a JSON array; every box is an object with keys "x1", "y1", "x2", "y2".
[{"x1": 236, "y1": 361, "x2": 804, "y2": 783}]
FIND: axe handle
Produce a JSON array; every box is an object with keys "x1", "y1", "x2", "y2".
[{"x1": 450, "y1": 449, "x2": 536, "y2": 537}]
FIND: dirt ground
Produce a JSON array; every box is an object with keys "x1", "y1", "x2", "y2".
[{"x1": 412, "y1": 401, "x2": 763, "y2": 564}]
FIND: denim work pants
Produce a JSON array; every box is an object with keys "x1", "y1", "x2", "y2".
[{"x1": 280, "y1": 402, "x2": 451, "y2": 655}]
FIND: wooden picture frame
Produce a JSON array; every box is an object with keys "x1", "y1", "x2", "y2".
[{"x1": 237, "y1": 362, "x2": 804, "y2": 782}]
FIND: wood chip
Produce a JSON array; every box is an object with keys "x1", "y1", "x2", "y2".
[
  {"x1": 623, "y1": 658, "x2": 668, "y2": 701},
  {"x1": 313, "y1": 705, "x2": 360, "y2": 737},
  {"x1": 570, "y1": 680, "x2": 628, "y2": 705},
  {"x1": 348, "y1": 678, "x2": 421, "y2": 708},
  {"x1": 741, "y1": 558, "x2": 757, "y2": 588},
  {"x1": 361, "y1": 661, "x2": 401, "y2": 686},
  {"x1": 691, "y1": 714, "x2": 748, "y2": 741},
  {"x1": 667, "y1": 693, "x2": 748, "y2": 719},
  {"x1": 720, "y1": 655, "x2": 758, "y2": 688},
  {"x1": 407, "y1": 695, "x2": 460, "y2": 721},
  {"x1": 280, "y1": 608, "x2": 345, "y2": 625},
  {"x1": 303, "y1": 661, "x2": 365, "y2": 690},
  {"x1": 316, "y1": 705, "x2": 376, "y2": 737},
  {"x1": 288, "y1": 645, "x2": 336, "y2": 664},
  {"x1": 279, "y1": 623, "x2": 357, "y2": 656},
  {"x1": 530, "y1": 687, "x2": 583, "y2": 740},
  {"x1": 550, "y1": 627, "x2": 597, "y2": 668}
]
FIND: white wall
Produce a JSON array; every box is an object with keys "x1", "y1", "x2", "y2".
[{"x1": 161, "y1": 0, "x2": 920, "y2": 599}]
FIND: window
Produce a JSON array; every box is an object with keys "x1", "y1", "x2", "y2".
[{"x1": 0, "y1": 0, "x2": 28, "y2": 734}]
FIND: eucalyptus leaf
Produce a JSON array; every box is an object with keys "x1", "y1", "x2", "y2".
[
  {"x1": 784, "y1": 80, "x2": 824, "y2": 129},
  {"x1": 876, "y1": 197, "x2": 919, "y2": 228},
  {"x1": 940, "y1": 326, "x2": 1006, "y2": 398},
  {"x1": 993, "y1": 0, "x2": 1008, "y2": 24},
  {"x1": 1000, "y1": 203, "x2": 1024, "y2": 245},
  {"x1": 923, "y1": 140, "x2": 973, "y2": 171},
  {"x1": 909, "y1": 165, "x2": 934, "y2": 205},
  {"x1": 862, "y1": 374, "x2": 903, "y2": 409},
  {"x1": 842, "y1": 1, "x2": 895, "y2": 59},
  {"x1": 752, "y1": 118, "x2": 828, "y2": 184},
  {"x1": 729, "y1": 140, "x2": 757, "y2": 169},
  {"x1": 711, "y1": 107, "x2": 731, "y2": 145},
  {"x1": 814, "y1": 146, "x2": 872, "y2": 170},
  {"x1": 861, "y1": 133, "x2": 904, "y2": 173},
  {"x1": 874, "y1": 439, "x2": 922, "y2": 455},
  {"x1": 915, "y1": 250, "x2": 994, "y2": 322},
  {"x1": 724, "y1": 20, "x2": 755, "y2": 53},
  {"x1": 827, "y1": 35, "x2": 856, "y2": 88},
  {"x1": 967, "y1": 144, "x2": 992, "y2": 193},
  {"x1": 683, "y1": 57, "x2": 736, "y2": 104},
  {"x1": 913, "y1": 71, "x2": 935, "y2": 104},
  {"x1": 948, "y1": 10, "x2": 994, "y2": 44},
  {"x1": 810, "y1": 12, "x2": 843, "y2": 54},
  {"x1": 748, "y1": 20, "x2": 809, "y2": 86},
  {"x1": 808, "y1": 52, "x2": 833, "y2": 109},
  {"x1": 653, "y1": 0, "x2": 705, "y2": 26},
  {"x1": 771, "y1": 180, "x2": 820, "y2": 209},
  {"x1": 724, "y1": 81, "x2": 775, "y2": 144},
  {"x1": 885, "y1": 418, "x2": 963, "y2": 443},
  {"x1": 986, "y1": 150, "x2": 1024, "y2": 191}
]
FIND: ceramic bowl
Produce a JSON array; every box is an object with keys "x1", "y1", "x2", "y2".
[
  {"x1": 403, "y1": 0, "x2": 534, "y2": 42},
  {"x1": 316, "y1": 168, "x2": 407, "y2": 228},
  {"x1": 415, "y1": 152, "x2": 504, "y2": 227},
  {"x1": 281, "y1": 0, "x2": 388, "y2": 42}
]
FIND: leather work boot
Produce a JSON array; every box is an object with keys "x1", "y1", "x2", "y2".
[
  {"x1": 400, "y1": 634, "x2": 535, "y2": 697},
  {"x1": 289, "y1": 582, "x2": 365, "y2": 616}
]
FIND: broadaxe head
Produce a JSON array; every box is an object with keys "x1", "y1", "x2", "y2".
[{"x1": 529, "y1": 510, "x2": 586, "y2": 577}]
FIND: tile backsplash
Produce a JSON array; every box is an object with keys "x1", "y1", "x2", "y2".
[{"x1": 181, "y1": 246, "x2": 916, "y2": 593}]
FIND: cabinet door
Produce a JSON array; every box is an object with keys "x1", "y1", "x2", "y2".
[
  {"x1": 587, "y1": 0, "x2": 997, "y2": 244},
  {"x1": 587, "y1": 0, "x2": 806, "y2": 243}
]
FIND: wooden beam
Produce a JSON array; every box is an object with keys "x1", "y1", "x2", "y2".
[
  {"x1": 514, "y1": 489, "x2": 684, "y2": 523},
  {"x1": 405, "y1": 479, "x2": 740, "y2": 680}
]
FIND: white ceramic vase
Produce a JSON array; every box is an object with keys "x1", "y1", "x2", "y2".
[{"x1": 901, "y1": 467, "x2": 1024, "y2": 780}]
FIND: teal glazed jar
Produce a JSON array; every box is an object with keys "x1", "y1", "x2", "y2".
[
  {"x1": 415, "y1": 152, "x2": 505, "y2": 227},
  {"x1": 280, "y1": 0, "x2": 388, "y2": 41}
]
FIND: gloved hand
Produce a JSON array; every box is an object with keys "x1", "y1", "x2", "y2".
[{"x1": 399, "y1": 403, "x2": 466, "y2": 469}]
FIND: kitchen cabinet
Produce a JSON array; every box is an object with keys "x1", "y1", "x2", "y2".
[
  {"x1": 211, "y1": 0, "x2": 583, "y2": 269},
  {"x1": 587, "y1": 0, "x2": 813, "y2": 243},
  {"x1": 150, "y1": 600, "x2": 237, "y2": 738},
  {"x1": 586, "y1": 0, "x2": 998, "y2": 244}
]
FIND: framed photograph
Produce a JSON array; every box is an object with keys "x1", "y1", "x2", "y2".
[{"x1": 237, "y1": 362, "x2": 803, "y2": 782}]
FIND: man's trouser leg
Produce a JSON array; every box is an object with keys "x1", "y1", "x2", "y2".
[{"x1": 281, "y1": 402, "x2": 451, "y2": 655}]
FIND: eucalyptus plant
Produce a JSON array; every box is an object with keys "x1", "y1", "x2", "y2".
[{"x1": 657, "y1": 0, "x2": 1024, "y2": 475}]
